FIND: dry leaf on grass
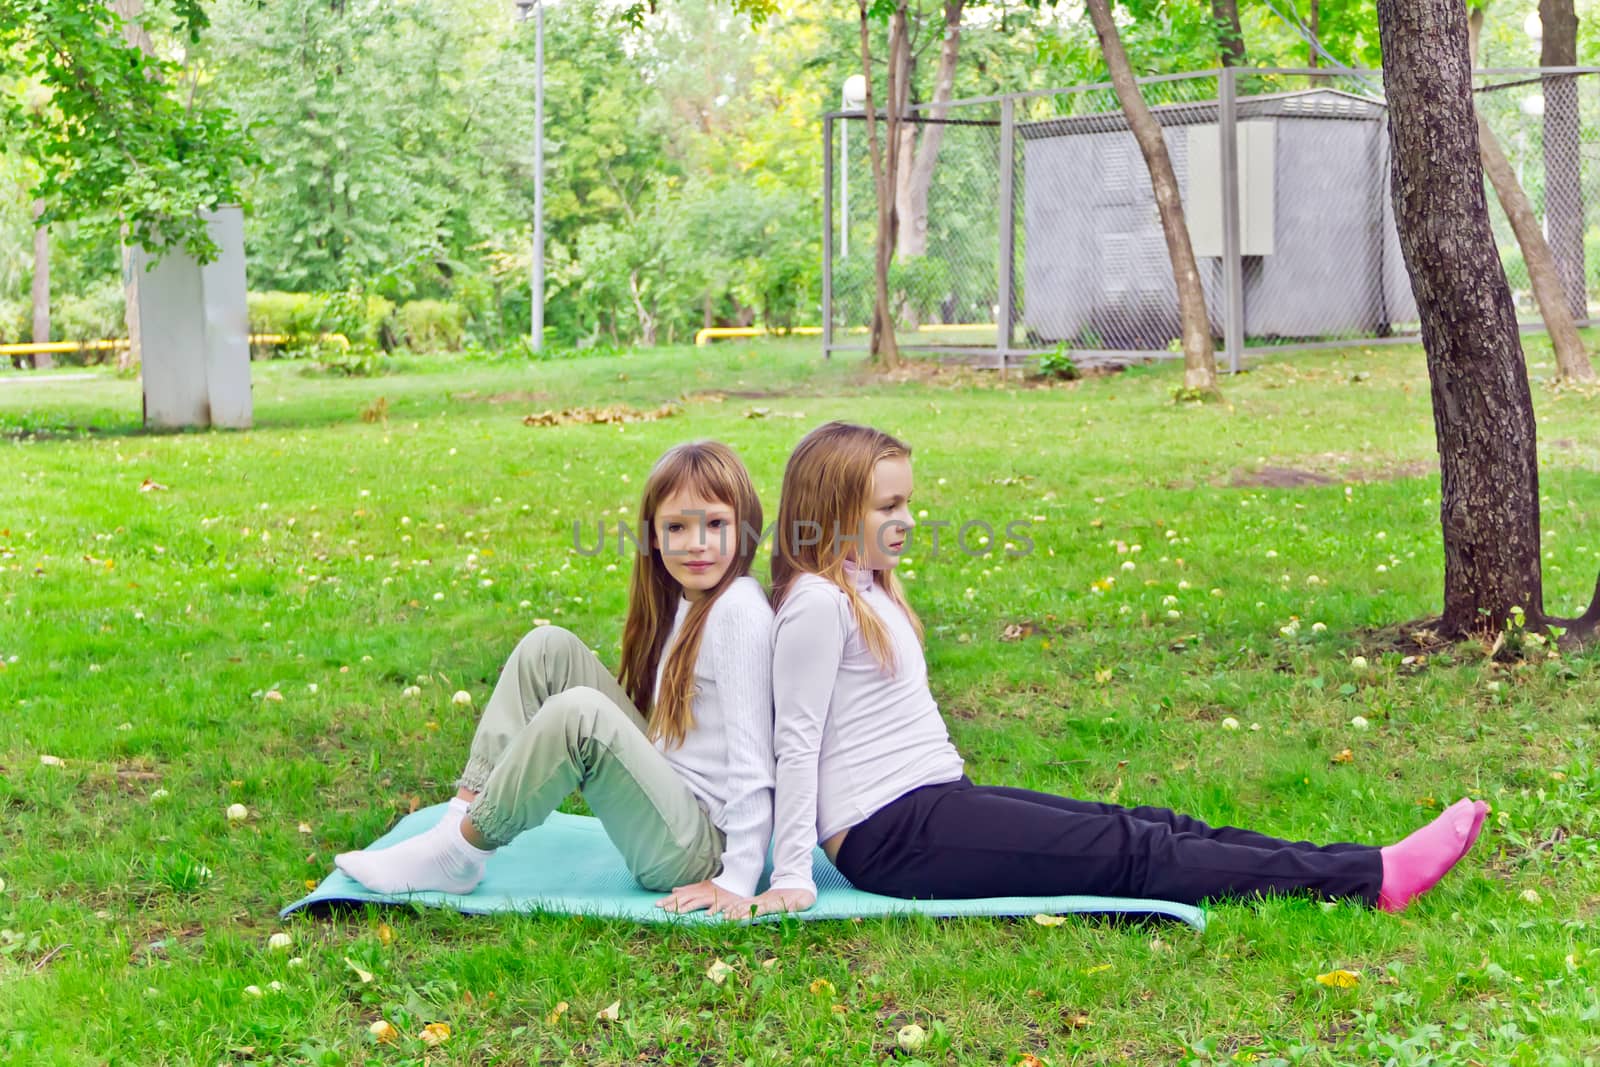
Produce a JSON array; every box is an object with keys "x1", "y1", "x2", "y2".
[
  {"x1": 705, "y1": 958, "x2": 735, "y2": 985},
  {"x1": 1031, "y1": 914, "x2": 1067, "y2": 927},
  {"x1": 545, "y1": 1001, "x2": 569, "y2": 1025},
  {"x1": 522, "y1": 404, "x2": 679, "y2": 428},
  {"x1": 595, "y1": 1000, "x2": 621, "y2": 1022}
]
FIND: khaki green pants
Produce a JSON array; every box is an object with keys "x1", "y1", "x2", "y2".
[{"x1": 458, "y1": 625, "x2": 725, "y2": 892}]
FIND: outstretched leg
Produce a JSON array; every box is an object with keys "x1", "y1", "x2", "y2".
[{"x1": 835, "y1": 780, "x2": 1482, "y2": 910}]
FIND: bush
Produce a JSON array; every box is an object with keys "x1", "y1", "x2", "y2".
[
  {"x1": 54, "y1": 278, "x2": 127, "y2": 363},
  {"x1": 247, "y1": 290, "x2": 396, "y2": 358},
  {"x1": 397, "y1": 299, "x2": 466, "y2": 352}
]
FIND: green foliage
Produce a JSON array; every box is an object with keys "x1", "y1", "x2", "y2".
[
  {"x1": 397, "y1": 300, "x2": 467, "y2": 352},
  {"x1": 246, "y1": 290, "x2": 395, "y2": 354},
  {"x1": 0, "y1": 0, "x2": 254, "y2": 264},
  {"x1": 52, "y1": 277, "x2": 125, "y2": 347},
  {"x1": 1036, "y1": 342, "x2": 1080, "y2": 380}
]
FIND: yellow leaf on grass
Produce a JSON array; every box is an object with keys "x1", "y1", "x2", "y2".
[
  {"x1": 1315, "y1": 969, "x2": 1361, "y2": 989},
  {"x1": 545, "y1": 1001, "x2": 569, "y2": 1025},
  {"x1": 1331, "y1": 748, "x2": 1354, "y2": 764},
  {"x1": 368, "y1": 1020, "x2": 398, "y2": 1044},
  {"x1": 343, "y1": 957, "x2": 374, "y2": 984},
  {"x1": 418, "y1": 1022, "x2": 450, "y2": 1047},
  {"x1": 376, "y1": 923, "x2": 394, "y2": 946},
  {"x1": 808, "y1": 978, "x2": 836, "y2": 996},
  {"x1": 595, "y1": 1000, "x2": 621, "y2": 1022},
  {"x1": 706, "y1": 959, "x2": 735, "y2": 985},
  {"x1": 1032, "y1": 914, "x2": 1068, "y2": 927}
]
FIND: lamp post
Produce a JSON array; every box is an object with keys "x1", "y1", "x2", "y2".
[
  {"x1": 516, "y1": 0, "x2": 545, "y2": 352},
  {"x1": 841, "y1": 74, "x2": 867, "y2": 259}
]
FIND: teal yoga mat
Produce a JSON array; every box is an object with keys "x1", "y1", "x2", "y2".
[{"x1": 282, "y1": 804, "x2": 1207, "y2": 930}]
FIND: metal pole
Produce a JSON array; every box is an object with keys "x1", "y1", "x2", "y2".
[
  {"x1": 531, "y1": 0, "x2": 545, "y2": 352},
  {"x1": 840, "y1": 113, "x2": 849, "y2": 260},
  {"x1": 1219, "y1": 66, "x2": 1244, "y2": 374},
  {"x1": 823, "y1": 114, "x2": 835, "y2": 359},
  {"x1": 996, "y1": 95, "x2": 1017, "y2": 372}
]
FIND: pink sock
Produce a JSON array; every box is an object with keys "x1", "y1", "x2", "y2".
[{"x1": 1377, "y1": 798, "x2": 1485, "y2": 912}]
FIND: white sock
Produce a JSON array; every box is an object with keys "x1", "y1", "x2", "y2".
[
  {"x1": 335, "y1": 816, "x2": 494, "y2": 895},
  {"x1": 442, "y1": 796, "x2": 471, "y2": 826}
]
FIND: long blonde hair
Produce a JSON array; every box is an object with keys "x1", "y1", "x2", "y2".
[
  {"x1": 617, "y1": 440, "x2": 764, "y2": 749},
  {"x1": 770, "y1": 421, "x2": 922, "y2": 673}
]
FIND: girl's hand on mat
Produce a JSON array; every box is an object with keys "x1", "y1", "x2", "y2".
[
  {"x1": 720, "y1": 887, "x2": 817, "y2": 920},
  {"x1": 655, "y1": 880, "x2": 747, "y2": 915}
]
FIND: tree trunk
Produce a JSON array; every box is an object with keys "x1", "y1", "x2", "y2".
[
  {"x1": 859, "y1": 0, "x2": 904, "y2": 369},
  {"x1": 1085, "y1": 0, "x2": 1219, "y2": 394},
  {"x1": 111, "y1": 0, "x2": 155, "y2": 373},
  {"x1": 1213, "y1": 0, "x2": 1245, "y2": 67},
  {"x1": 1469, "y1": 10, "x2": 1595, "y2": 382},
  {"x1": 1540, "y1": 0, "x2": 1586, "y2": 323},
  {"x1": 1309, "y1": 0, "x2": 1320, "y2": 68},
  {"x1": 896, "y1": 0, "x2": 965, "y2": 261},
  {"x1": 1373, "y1": 0, "x2": 1600, "y2": 639},
  {"x1": 31, "y1": 200, "x2": 54, "y2": 371}
]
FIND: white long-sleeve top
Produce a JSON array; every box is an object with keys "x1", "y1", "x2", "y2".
[
  {"x1": 652, "y1": 574, "x2": 776, "y2": 898},
  {"x1": 768, "y1": 560, "x2": 966, "y2": 895}
]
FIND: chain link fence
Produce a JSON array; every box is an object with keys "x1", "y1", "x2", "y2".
[{"x1": 821, "y1": 67, "x2": 1600, "y2": 369}]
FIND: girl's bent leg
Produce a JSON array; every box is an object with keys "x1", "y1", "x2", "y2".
[
  {"x1": 469, "y1": 686, "x2": 724, "y2": 892},
  {"x1": 978, "y1": 785, "x2": 1370, "y2": 853},
  {"x1": 839, "y1": 782, "x2": 1384, "y2": 907},
  {"x1": 458, "y1": 625, "x2": 646, "y2": 793},
  {"x1": 338, "y1": 686, "x2": 721, "y2": 895}
]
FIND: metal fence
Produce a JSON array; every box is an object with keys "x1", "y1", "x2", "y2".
[{"x1": 821, "y1": 66, "x2": 1600, "y2": 369}]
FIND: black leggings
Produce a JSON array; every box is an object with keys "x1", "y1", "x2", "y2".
[{"x1": 833, "y1": 776, "x2": 1384, "y2": 907}]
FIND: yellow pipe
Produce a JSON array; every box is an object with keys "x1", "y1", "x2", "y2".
[
  {"x1": 694, "y1": 323, "x2": 997, "y2": 346},
  {"x1": 0, "y1": 333, "x2": 349, "y2": 357}
]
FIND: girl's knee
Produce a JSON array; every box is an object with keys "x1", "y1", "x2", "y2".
[{"x1": 515, "y1": 624, "x2": 587, "y2": 669}]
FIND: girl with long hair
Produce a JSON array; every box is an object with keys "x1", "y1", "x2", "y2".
[
  {"x1": 737, "y1": 421, "x2": 1484, "y2": 919},
  {"x1": 336, "y1": 440, "x2": 775, "y2": 916}
]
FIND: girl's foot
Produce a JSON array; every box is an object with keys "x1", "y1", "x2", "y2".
[
  {"x1": 335, "y1": 814, "x2": 493, "y2": 895},
  {"x1": 1377, "y1": 798, "x2": 1486, "y2": 912}
]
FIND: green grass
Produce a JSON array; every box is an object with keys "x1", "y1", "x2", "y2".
[{"x1": 2, "y1": 337, "x2": 1599, "y2": 1065}]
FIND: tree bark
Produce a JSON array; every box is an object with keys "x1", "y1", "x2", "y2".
[
  {"x1": 896, "y1": 0, "x2": 965, "y2": 261},
  {"x1": 1213, "y1": 0, "x2": 1245, "y2": 67},
  {"x1": 1308, "y1": 0, "x2": 1320, "y2": 68},
  {"x1": 859, "y1": 0, "x2": 905, "y2": 369},
  {"x1": 1469, "y1": 10, "x2": 1595, "y2": 382},
  {"x1": 1084, "y1": 0, "x2": 1219, "y2": 394},
  {"x1": 1374, "y1": 0, "x2": 1600, "y2": 639},
  {"x1": 1539, "y1": 0, "x2": 1586, "y2": 323},
  {"x1": 31, "y1": 200, "x2": 54, "y2": 370},
  {"x1": 111, "y1": 0, "x2": 155, "y2": 373}
]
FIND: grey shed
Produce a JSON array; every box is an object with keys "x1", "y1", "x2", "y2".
[{"x1": 1018, "y1": 88, "x2": 1418, "y2": 350}]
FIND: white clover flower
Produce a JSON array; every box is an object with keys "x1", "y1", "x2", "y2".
[
  {"x1": 1350, "y1": 715, "x2": 1370, "y2": 730},
  {"x1": 1221, "y1": 717, "x2": 1241, "y2": 730},
  {"x1": 452, "y1": 691, "x2": 473, "y2": 706}
]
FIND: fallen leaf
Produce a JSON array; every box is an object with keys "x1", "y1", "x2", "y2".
[
  {"x1": 418, "y1": 1022, "x2": 450, "y2": 1047},
  {"x1": 1031, "y1": 913, "x2": 1067, "y2": 927},
  {"x1": 595, "y1": 999, "x2": 621, "y2": 1021},
  {"x1": 138, "y1": 478, "x2": 168, "y2": 492},
  {"x1": 808, "y1": 978, "x2": 836, "y2": 996},
  {"x1": 368, "y1": 1019, "x2": 398, "y2": 1044},
  {"x1": 705, "y1": 958, "x2": 735, "y2": 985},
  {"x1": 376, "y1": 923, "x2": 394, "y2": 946},
  {"x1": 1315, "y1": 969, "x2": 1361, "y2": 989},
  {"x1": 1017, "y1": 1055, "x2": 1049, "y2": 1067},
  {"x1": 545, "y1": 1001, "x2": 569, "y2": 1025},
  {"x1": 344, "y1": 957, "x2": 374, "y2": 984},
  {"x1": 1331, "y1": 748, "x2": 1354, "y2": 764}
]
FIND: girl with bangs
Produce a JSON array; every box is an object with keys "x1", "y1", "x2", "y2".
[
  {"x1": 738, "y1": 421, "x2": 1485, "y2": 919},
  {"x1": 337, "y1": 441, "x2": 777, "y2": 916}
]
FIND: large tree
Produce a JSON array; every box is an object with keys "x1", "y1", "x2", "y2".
[{"x1": 1374, "y1": 0, "x2": 1599, "y2": 640}]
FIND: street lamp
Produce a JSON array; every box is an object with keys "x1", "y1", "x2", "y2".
[
  {"x1": 516, "y1": 0, "x2": 545, "y2": 352},
  {"x1": 841, "y1": 74, "x2": 867, "y2": 259}
]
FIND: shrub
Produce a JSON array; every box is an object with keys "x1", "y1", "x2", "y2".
[{"x1": 397, "y1": 299, "x2": 466, "y2": 352}]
